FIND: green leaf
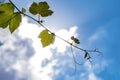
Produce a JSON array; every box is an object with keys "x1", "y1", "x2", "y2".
[
  {"x1": 9, "y1": 12, "x2": 22, "y2": 33},
  {"x1": 71, "y1": 36, "x2": 75, "y2": 40},
  {"x1": 0, "y1": 3, "x2": 14, "y2": 28},
  {"x1": 29, "y1": 1, "x2": 53, "y2": 17},
  {"x1": 29, "y1": 2, "x2": 38, "y2": 15},
  {"x1": 38, "y1": 2, "x2": 53, "y2": 17},
  {"x1": 74, "y1": 38, "x2": 80, "y2": 44},
  {"x1": 22, "y1": 8, "x2": 26, "y2": 13},
  {"x1": 71, "y1": 36, "x2": 80, "y2": 44},
  {"x1": 40, "y1": 10, "x2": 53, "y2": 17},
  {"x1": 38, "y1": 30, "x2": 55, "y2": 47},
  {"x1": 0, "y1": 3, "x2": 22, "y2": 33}
]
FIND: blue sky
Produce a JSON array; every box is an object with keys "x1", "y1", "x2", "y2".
[{"x1": 0, "y1": 0, "x2": 120, "y2": 80}]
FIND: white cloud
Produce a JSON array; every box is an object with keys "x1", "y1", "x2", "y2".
[
  {"x1": 0, "y1": 26, "x2": 34, "y2": 80},
  {"x1": 81, "y1": 60, "x2": 108, "y2": 80},
  {"x1": 49, "y1": 23, "x2": 108, "y2": 80},
  {"x1": 0, "y1": 28, "x2": 11, "y2": 43},
  {"x1": 51, "y1": 26, "x2": 78, "y2": 53},
  {"x1": 88, "y1": 72, "x2": 102, "y2": 80},
  {"x1": 18, "y1": 17, "x2": 79, "y2": 80},
  {"x1": 0, "y1": 17, "x2": 79, "y2": 80},
  {"x1": 0, "y1": 17, "x2": 108, "y2": 80}
]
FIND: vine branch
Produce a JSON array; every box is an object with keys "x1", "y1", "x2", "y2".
[{"x1": 9, "y1": 0, "x2": 102, "y2": 66}]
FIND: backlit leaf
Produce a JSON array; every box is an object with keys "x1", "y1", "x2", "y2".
[
  {"x1": 9, "y1": 12, "x2": 22, "y2": 33},
  {"x1": 38, "y1": 29, "x2": 55, "y2": 47},
  {"x1": 71, "y1": 36, "x2": 80, "y2": 44},
  {"x1": 0, "y1": 3, "x2": 14, "y2": 28},
  {"x1": 74, "y1": 38, "x2": 80, "y2": 44},
  {"x1": 0, "y1": 3, "x2": 22, "y2": 33},
  {"x1": 29, "y1": 1, "x2": 53, "y2": 17},
  {"x1": 29, "y1": 2, "x2": 38, "y2": 15},
  {"x1": 40, "y1": 10, "x2": 53, "y2": 17},
  {"x1": 22, "y1": 8, "x2": 26, "y2": 13}
]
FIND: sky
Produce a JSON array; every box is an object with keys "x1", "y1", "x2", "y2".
[{"x1": 0, "y1": 0, "x2": 120, "y2": 80}]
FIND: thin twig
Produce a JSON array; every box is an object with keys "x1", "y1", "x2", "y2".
[
  {"x1": 70, "y1": 45, "x2": 77, "y2": 74},
  {"x1": 70, "y1": 43, "x2": 83, "y2": 74},
  {"x1": 8, "y1": 0, "x2": 102, "y2": 66},
  {"x1": 9, "y1": 0, "x2": 88, "y2": 52}
]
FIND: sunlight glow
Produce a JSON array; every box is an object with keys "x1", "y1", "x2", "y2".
[{"x1": 17, "y1": 17, "x2": 78, "y2": 79}]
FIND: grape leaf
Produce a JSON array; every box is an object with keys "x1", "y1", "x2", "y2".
[
  {"x1": 22, "y1": 8, "x2": 26, "y2": 13},
  {"x1": 74, "y1": 38, "x2": 80, "y2": 44},
  {"x1": 0, "y1": 3, "x2": 14, "y2": 28},
  {"x1": 29, "y1": 2, "x2": 38, "y2": 15},
  {"x1": 71, "y1": 36, "x2": 80, "y2": 44},
  {"x1": 29, "y1": 2, "x2": 53, "y2": 17},
  {"x1": 0, "y1": 3, "x2": 22, "y2": 33},
  {"x1": 38, "y1": 29, "x2": 55, "y2": 47},
  {"x1": 9, "y1": 12, "x2": 21, "y2": 33}
]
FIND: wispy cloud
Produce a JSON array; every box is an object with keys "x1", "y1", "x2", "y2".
[{"x1": 88, "y1": 28, "x2": 107, "y2": 45}]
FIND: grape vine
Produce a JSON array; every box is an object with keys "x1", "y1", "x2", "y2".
[{"x1": 0, "y1": 0, "x2": 102, "y2": 73}]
